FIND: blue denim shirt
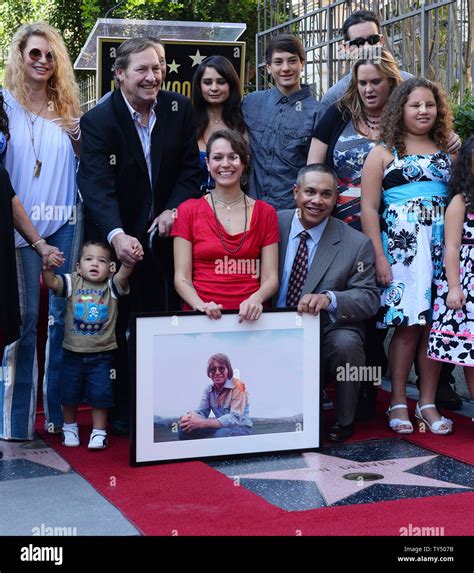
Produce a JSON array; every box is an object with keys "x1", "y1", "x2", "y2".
[
  {"x1": 196, "y1": 379, "x2": 252, "y2": 428},
  {"x1": 242, "y1": 85, "x2": 323, "y2": 210}
]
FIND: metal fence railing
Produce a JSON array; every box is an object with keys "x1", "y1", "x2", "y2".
[
  {"x1": 79, "y1": 74, "x2": 96, "y2": 113},
  {"x1": 256, "y1": 0, "x2": 472, "y2": 102}
]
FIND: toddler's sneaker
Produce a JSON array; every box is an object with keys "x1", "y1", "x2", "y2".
[
  {"x1": 61, "y1": 425, "x2": 79, "y2": 447},
  {"x1": 88, "y1": 430, "x2": 108, "y2": 450}
]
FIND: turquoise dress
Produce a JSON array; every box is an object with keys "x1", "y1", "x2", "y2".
[{"x1": 377, "y1": 149, "x2": 451, "y2": 327}]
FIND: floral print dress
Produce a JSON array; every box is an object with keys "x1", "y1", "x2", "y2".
[
  {"x1": 428, "y1": 210, "x2": 474, "y2": 365},
  {"x1": 377, "y1": 149, "x2": 451, "y2": 327}
]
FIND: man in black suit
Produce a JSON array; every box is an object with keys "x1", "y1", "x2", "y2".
[
  {"x1": 276, "y1": 164, "x2": 380, "y2": 442},
  {"x1": 78, "y1": 37, "x2": 201, "y2": 432}
]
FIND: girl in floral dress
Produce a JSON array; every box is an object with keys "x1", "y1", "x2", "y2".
[
  {"x1": 428, "y1": 135, "x2": 474, "y2": 401},
  {"x1": 361, "y1": 78, "x2": 454, "y2": 435}
]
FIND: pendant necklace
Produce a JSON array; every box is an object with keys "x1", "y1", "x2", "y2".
[
  {"x1": 210, "y1": 191, "x2": 248, "y2": 254},
  {"x1": 211, "y1": 193, "x2": 244, "y2": 227},
  {"x1": 25, "y1": 96, "x2": 48, "y2": 178}
]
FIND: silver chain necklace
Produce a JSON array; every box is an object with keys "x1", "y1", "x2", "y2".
[{"x1": 211, "y1": 192, "x2": 244, "y2": 227}]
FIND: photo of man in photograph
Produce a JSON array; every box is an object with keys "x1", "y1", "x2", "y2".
[{"x1": 178, "y1": 353, "x2": 252, "y2": 439}]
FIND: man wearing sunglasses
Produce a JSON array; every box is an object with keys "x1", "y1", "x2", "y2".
[{"x1": 320, "y1": 10, "x2": 412, "y2": 112}]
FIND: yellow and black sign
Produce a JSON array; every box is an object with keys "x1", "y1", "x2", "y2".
[{"x1": 96, "y1": 37, "x2": 246, "y2": 101}]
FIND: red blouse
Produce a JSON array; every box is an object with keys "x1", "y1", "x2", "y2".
[{"x1": 171, "y1": 196, "x2": 279, "y2": 310}]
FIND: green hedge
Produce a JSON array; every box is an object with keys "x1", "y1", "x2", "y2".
[{"x1": 453, "y1": 95, "x2": 474, "y2": 142}]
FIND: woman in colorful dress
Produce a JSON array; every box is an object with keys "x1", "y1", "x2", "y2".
[
  {"x1": 361, "y1": 78, "x2": 454, "y2": 435},
  {"x1": 428, "y1": 135, "x2": 474, "y2": 400},
  {"x1": 1, "y1": 23, "x2": 82, "y2": 440},
  {"x1": 172, "y1": 129, "x2": 279, "y2": 321}
]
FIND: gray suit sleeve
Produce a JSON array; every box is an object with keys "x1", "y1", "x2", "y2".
[{"x1": 332, "y1": 238, "x2": 380, "y2": 324}]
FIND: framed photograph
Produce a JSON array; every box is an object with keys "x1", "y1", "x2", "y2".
[{"x1": 131, "y1": 310, "x2": 321, "y2": 466}]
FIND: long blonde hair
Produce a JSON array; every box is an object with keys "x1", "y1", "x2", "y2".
[
  {"x1": 5, "y1": 22, "x2": 81, "y2": 124},
  {"x1": 338, "y1": 48, "x2": 403, "y2": 127}
]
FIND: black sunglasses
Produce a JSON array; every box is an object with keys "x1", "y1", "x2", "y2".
[
  {"x1": 26, "y1": 48, "x2": 54, "y2": 63},
  {"x1": 347, "y1": 34, "x2": 382, "y2": 48},
  {"x1": 209, "y1": 366, "x2": 227, "y2": 374}
]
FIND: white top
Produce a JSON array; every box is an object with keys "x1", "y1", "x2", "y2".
[{"x1": 3, "y1": 89, "x2": 77, "y2": 247}]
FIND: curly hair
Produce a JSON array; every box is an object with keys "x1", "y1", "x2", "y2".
[
  {"x1": 0, "y1": 92, "x2": 10, "y2": 139},
  {"x1": 192, "y1": 55, "x2": 246, "y2": 141},
  {"x1": 5, "y1": 22, "x2": 81, "y2": 125},
  {"x1": 449, "y1": 134, "x2": 473, "y2": 213},
  {"x1": 379, "y1": 78, "x2": 452, "y2": 157},
  {"x1": 339, "y1": 48, "x2": 403, "y2": 127}
]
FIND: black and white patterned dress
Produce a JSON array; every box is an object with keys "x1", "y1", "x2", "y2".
[
  {"x1": 428, "y1": 210, "x2": 474, "y2": 366},
  {"x1": 377, "y1": 149, "x2": 451, "y2": 327}
]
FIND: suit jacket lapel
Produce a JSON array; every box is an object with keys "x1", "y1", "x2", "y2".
[
  {"x1": 278, "y1": 210, "x2": 294, "y2": 284},
  {"x1": 302, "y1": 217, "x2": 341, "y2": 294},
  {"x1": 112, "y1": 90, "x2": 150, "y2": 187}
]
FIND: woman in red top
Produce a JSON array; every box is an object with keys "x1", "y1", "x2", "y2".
[{"x1": 172, "y1": 130, "x2": 279, "y2": 321}]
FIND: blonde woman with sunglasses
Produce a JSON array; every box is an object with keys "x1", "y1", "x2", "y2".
[{"x1": 1, "y1": 22, "x2": 83, "y2": 441}]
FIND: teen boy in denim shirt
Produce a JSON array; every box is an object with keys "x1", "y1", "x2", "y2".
[{"x1": 242, "y1": 34, "x2": 323, "y2": 211}]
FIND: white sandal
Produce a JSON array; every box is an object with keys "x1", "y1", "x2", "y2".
[
  {"x1": 386, "y1": 404, "x2": 413, "y2": 434},
  {"x1": 415, "y1": 403, "x2": 453, "y2": 435}
]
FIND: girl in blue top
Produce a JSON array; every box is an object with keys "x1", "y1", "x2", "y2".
[{"x1": 361, "y1": 78, "x2": 454, "y2": 436}]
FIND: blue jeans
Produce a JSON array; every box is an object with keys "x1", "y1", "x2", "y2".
[
  {"x1": 178, "y1": 426, "x2": 252, "y2": 440},
  {"x1": 61, "y1": 350, "x2": 114, "y2": 408},
  {"x1": 1, "y1": 203, "x2": 83, "y2": 439}
]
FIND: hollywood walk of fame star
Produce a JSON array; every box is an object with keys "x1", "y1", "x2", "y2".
[
  {"x1": 189, "y1": 49, "x2": 206, "y2": 67},
  {"x1": 241, "y1": 451, "x2": 470, "y2": 505},
  {"x1": 167, "y1": 60, "x2": 181, "y2": 74},
  {"x1": 0, "y1": 440, "x2": 71, "y2": 473}
]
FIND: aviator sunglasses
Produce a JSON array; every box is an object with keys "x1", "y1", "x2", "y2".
[
  {"x1": 209, "y1": 366, "x2": 227, "y2": 374},
  {"x1": 346, "y1": 34, "x2": 382, "y2": 48},
  {"x1": 26, "y1": 48, "x2": 54, "y2": 63}
]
